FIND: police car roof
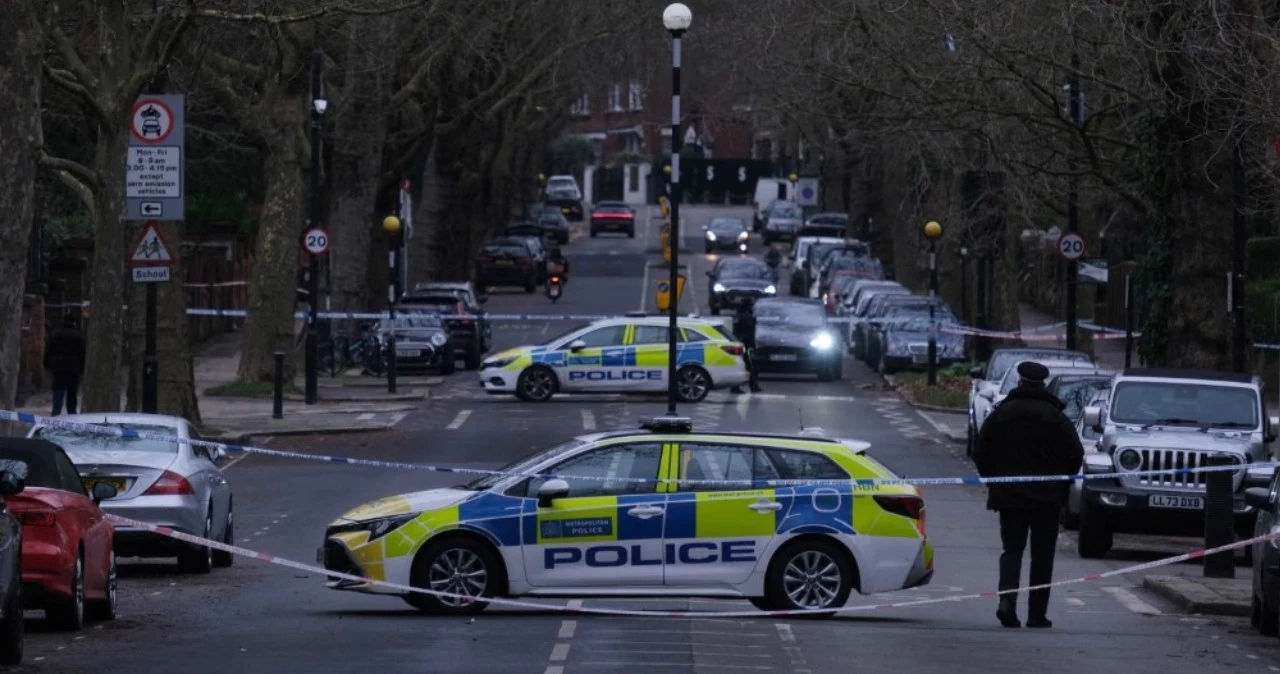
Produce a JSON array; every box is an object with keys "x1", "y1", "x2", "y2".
[{"x1": 591, "y1": 428, "x2": 843, "y2": 445}]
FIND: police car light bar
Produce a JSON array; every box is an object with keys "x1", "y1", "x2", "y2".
[{"x1": 641, "y1": 416, "x2": 694, "y2": 433}]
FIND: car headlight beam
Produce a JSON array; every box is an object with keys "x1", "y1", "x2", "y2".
[
  {"x1": 810, "y1": 332, "x2": 835, "y2": 350},
  {"x1": 764, "y1": 285, "x2": 776, "y2": 294},
  {"x1": 364, "y1": 513, "x2": 418, "y2": 541},
  {"x1": 483, "y1": 356, "x2": 517, "y2": 369},
  {"x1": 737, "y1": 231, "x2": 749, "y2": 241},
  {"x1": 430, "y1": 333, "x2": 448, "y2": 347},
  {"x1": 706, "y1": 232, "x2": 717, "y2": 241},
  {"x1": 713, "y1": 282, "x2": 726, "y2": 293}
]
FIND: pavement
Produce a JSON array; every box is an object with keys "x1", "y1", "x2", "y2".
[{"x1": 14, "y1": 204, "x2": 1279, "y2": 674}]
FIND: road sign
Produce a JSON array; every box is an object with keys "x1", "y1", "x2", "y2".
[
  {"x1": 127, "y1": 94, "x2": 184, "y2": 221},
  {"x1": 1058, "y1": 232, "x2": 1085, "y2": 261},
  {"x1": 655, "y1": 274, "x2": 687, "y2": 312},
  {"x1": 132, "y1": 267, "x2": 171, "y2": 283},
  {"x1": 128, "y1": 222, "x2": 175, "y2": 268},
  {"x1": 796, "y1": 177, "x2": 820, "y2": 207},
  {"x1": 303, "y1": 228, "x2": 330, "y2": 255}
]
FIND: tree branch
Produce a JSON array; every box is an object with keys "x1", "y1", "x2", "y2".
[
  {"x1": 47, "y1": 24, "x2": 99, "y2": 93},
  {"x1": 39, "y1": 152, "x2": 99, "y2": 190},
  {"x1": 194, "y1": 0, "x2": 426, "y2": 24}
]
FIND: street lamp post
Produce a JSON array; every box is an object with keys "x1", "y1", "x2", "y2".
[
  {"x1": 304, "y1": 47, "x2": 327, "y2": 405},
  {"x1": 382, "y1": 215, "x2": 402, "y2": 394},
  {"x1": 923, "y1": 221, "x2": 944, "y2": 385},
  {"x1": 663, "y1": 2, "x2": 692, "y2": 416},
  {"x1": 959, "y1": 247, "x2": 970, "y2": 326}
]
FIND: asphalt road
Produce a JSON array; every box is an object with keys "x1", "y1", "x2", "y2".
[{"x1": 18, "y1": 205, "x2": 1280, "y2": 673}]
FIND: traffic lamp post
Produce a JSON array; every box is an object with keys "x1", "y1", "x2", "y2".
[{"x1": 923, "y1": 221, "x2": 944, "y2": 385}]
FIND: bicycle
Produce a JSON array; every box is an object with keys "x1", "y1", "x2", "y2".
[{"x1": 332, "y1": 334, "x2": 385, "y2": 376}]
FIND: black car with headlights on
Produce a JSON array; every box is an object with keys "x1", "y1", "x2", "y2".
[
  {"x1": 865, "y1": 314, "x2": 966, "y2": 374},
  {"x1": 707, "y1": 256, "x2": 777, "y2": 315},
  {"x1": 751, "y1": 298, "x2": 843, "y2": 381},
  {"x1": 544, "y1": 188, "x2": 584, "y2": 221},
  {"x1": 377, "y1": 314, "x2": 455, "y2": 375},
  {"x1": 703, "y1": 217, "x2": 751, "y2": 253}
]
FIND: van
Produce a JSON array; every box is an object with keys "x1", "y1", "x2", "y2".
[
  {"x1": 545, "y1": 174, "x2": 581, "y2": 199},
  {"x1": 751, "y1": 178, "x2": 792, "y2": 231}
]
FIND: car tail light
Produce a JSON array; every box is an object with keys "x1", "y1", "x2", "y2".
[
  {"x1": 144, "y1": 471, "x2": 195, "y2": 496},
  {"x1": 874, "y1": 495, "x2": 924, "y2": 520},
  {"x1": 18, "y1": 510, "x2": 56, "y2": 527},
  {"x1": 550, "y1": 276, "x2": 562, "y2": 283},
  {"x1": 721, "y1": 344, "x2": 745, "y2": 356}
]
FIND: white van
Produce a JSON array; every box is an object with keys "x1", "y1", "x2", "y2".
[
  {"x1": 545, "y1": 174, "x2": 581, "y2": 199},
  {"x1": 752, "y1": 178, "x2": 793, "y2": 231}
]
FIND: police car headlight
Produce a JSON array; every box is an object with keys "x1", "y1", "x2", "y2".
[
  {"x1": 350, "y1": 514, "x2": 417, "y2": 542},
  {"x1": 706, "y1": 232, "x2": 717, "y2": 241},
  {"x1": 764, "y1": 285, "x2": 776, "y2": 294},
  {"x1": 713, "y1": 283, "x2": 727, "y2": 293},
  {"x1": 430, "y1": 333, "x2": 448, "y2": 347},
  {"x1": 737, "y1": 231, "x2": 749, "y2": 241},
  {"x1": 483, "y1": 356, "x2": 517, "y2": 369},
  {"x1": 810, "y1": 332, "x2": 835, "y2": 350}
]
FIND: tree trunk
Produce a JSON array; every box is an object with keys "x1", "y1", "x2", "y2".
[
  {"x1": 81, "y1": 116, "x2": 131, "y2": 411},
  {"x1": 412, "y1": 138, "x2": 462, "y2": 285},
  {"x1": 237, "y1": 101, "x2": 308, "y2": 383},
  {"x1": 0, "y1": 0, "x2": 39, "y2": 424}
]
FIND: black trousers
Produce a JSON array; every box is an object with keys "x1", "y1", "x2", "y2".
[
  {"x1": 998, "y1": 507, "x2": 1060, "y2": 617},
  {"x1": 51, "y1": 373, "x2": 80, "y2": 416},
  {"x1": 743, "y1": 348, "x2": 760, "y2": 389}
]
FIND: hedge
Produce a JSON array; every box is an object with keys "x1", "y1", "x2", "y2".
[
  {"x1": 1248, "y1": 237, "x2": 1280, "y2": 281},
  {"x1": 1249, "y1": 277, "x2": 1280, "y2": 344}
]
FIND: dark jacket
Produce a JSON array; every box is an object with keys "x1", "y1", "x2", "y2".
[
  {"x1": 44, "y1": 326, "x2": 86, "y2": 377},
  {"x1": 973, "y1": 385, "x2": 1084, "y2": 511},
  {"x1": 733, "y1": 312, "x2": 757, "y2": 349}
]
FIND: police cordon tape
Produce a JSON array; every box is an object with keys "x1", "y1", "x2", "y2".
[
  {"x1": 102, "y1": 512, "x2": 1279, "y2": 618},
  {"x1": 8, "y1": 409, "x2": 1276, "y2": 489}
]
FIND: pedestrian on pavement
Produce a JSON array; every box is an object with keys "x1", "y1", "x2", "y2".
[
  {"x1": 45, "y1": 314, "x2": 86, "y2": 416},
  {"x1": 974, "y1": 360, "x2": 1083, "y2": 629},
  {"x1": 729, "y1": 303, "x2": 762, "y2": 394}
]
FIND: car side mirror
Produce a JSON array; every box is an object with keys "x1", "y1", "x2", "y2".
[
  {"x1": 969, "y1": 366, "x2": 983, "y2": 379},
  {"x1": 567, "y1": 340, "x2": 587, "y2": 352},
  {"x1": 0, "y1": 472, "x2": 22, "y2": 497},
  {"x1": 1245, "y1": 487, "x2": 1272, "y2": 511},
  {"x1": 537, "y1": 479, "x2": 570, "y2": 508},
  {"x1": 91, "y1": 481, "x2": 117, "y2": 504},
  {"x1": 1083, "y1": 406, "x2": 1102, "y2": 432}
]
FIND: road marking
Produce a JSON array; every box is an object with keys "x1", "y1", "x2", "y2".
[
  {"x1": 549, "y1": 643, "x2": 570, "y2": 661},
  {"x1": 1102, "y1": 586, "x2": 1162, "y2": 615},
  {"x1": 357, "y1": 412, "x2": 374, "y2": 420},
  {"x1": 774, "y1": 623, "x2": 795, "y2": 642},
  {"x1": 543, "y1": 668, "x2": 563, "y2": 674},
  {"x1": 638, "y1": 258, "x2": 651, "y2": 311},
  {"x1": 558, "y1": 620, "x2": 577, "y2": 639},
  {"x1": 541, "y1": 322, "x2": 551, "y2": 336},
  {"x1": 446, "y1": 410, "x2": 472, "y2": 430},
  {"x1": 389, "y1": 412, "x2": 408, "y2": 426},
  {"x1": 737, "y1": 394, "x2": 750, "y2": 420},
  {"x1": 581, "y1": 409, "x2": 596, "y2": 430},
  {"x1": 1065, "y1": 598, "x2": 1085, "y2": 606}
]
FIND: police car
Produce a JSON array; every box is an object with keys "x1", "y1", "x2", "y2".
[
  {"x1": 478, "y1": 316, "x2": 749, "y2": 402},
  {"x1": 318, "y1": 418, "x2": 934, "y2": 615}
]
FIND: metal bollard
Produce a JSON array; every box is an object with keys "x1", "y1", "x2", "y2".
[
  {"x1": 1203, "y1": 453, "x2": 1235, "y2": 578},
  {"x1": 272, "y1": 351, "x2": 285, "y2": 420}
]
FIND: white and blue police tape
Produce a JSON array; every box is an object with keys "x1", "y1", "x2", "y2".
[
  {"x1": 8, "y1": 409, "x2": 1276, "y2": 489},
  {"x1": 105, "y1": 512, "x2": 1280, "y2": 618}
]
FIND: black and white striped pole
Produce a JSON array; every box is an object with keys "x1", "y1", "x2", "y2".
[
  {"x1": 663, "y1": 3, "x2": 692, "y2": 416},
  {"x1": 923, "y1": 220, "x2": 944, "y2": 386}
]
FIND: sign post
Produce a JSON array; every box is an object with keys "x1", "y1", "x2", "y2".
[
  {"x1": 1058, "y1": 232, "x2": 1085, "y2": 349},
  {"x1": 126, "y1": 94, "x2": 184, "y2": 414}
]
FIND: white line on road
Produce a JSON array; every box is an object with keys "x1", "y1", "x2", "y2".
[
  {"x1": 446, "y1": 410, "x2": 472, "y2": 430},
  {"x1": 1102, "y1": 586, "x2": 1162, "y2": 615},
  {"x1": 1065, "y1": 598, "x2": 1085, "y2": 606},
  {"x1": 558, "y1": 620, "x2": 577, "y2": 639},
  {"x1": 388, "y1": 412, "x2": 408, "y2": 426},
  {"x1": 774, "y1": 624, "x2": 795, "y2": 642},
  {"x1": 542, "y1": 668, "x2": 563, "y2": 674},
  {"x1": 581, "y1": 409, "x2": 596, "y2": 430},
  {"x1": 549, "y1": 643, "x2": 570, "y2": 661},
  {"x1": 357, "y1": 412, "x2": 374, "y2": 420},
  {"x1": 566, "y1": 599, "x2": 583, "y2": 610}
]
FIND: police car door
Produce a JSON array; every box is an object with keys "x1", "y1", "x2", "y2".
[
  {"x1": 521, "y1": 442, "x2": 666, "y2": 588},
  {"x1": 562, "y1": 324, "x2": 628, "y2": 392},
  {"x1": 661, "y1": 442, "x2": 787, "y2": 588},
  {"x1": 627, "y1": 324, "x2": 674, "y2": 392}
]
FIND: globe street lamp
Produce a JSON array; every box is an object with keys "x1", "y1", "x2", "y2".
[
  {"x1": 382, "y1": 215, "x2": 402, "y2": 394},
  {"x1": 923, "y1": 221, "x2": 944, "y2": 385},
  {"x1": 788, "y1": 172, "x2": 798, "y2": 204},
  {"x1": 663, "y1": 2, "x2": 691, "y2": 416}
]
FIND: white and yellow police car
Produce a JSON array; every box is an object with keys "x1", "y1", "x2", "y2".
[
  {"x1": 319, "y1": 418, "x2": 934, "y2": 615},
  {"x1": 478, "y1": 316, "x2": 748, "y2": 403}
]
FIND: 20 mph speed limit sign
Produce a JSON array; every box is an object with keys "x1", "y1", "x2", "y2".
[
  {"x1": 303, "y1": 228, "x2": 330, "y2": 256},
  {"x1": 1058, "y1": 232, "x2": 1085, "y2": 261}
]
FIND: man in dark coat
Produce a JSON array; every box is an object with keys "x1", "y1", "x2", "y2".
[
  {"x1": 44, "y1": 314, "x2": 86, "y2": 416},
  {"x1": 974, "y1": 361, "x2": 1084, "y2": 629},
  {"x1": 729, "y1": 303, "x2": 762, "y2": 394}
]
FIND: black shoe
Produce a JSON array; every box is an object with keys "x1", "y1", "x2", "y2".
[
  {"x1": 1026, "y1": 617, "x2": 1052, "y2": 628},
  {"x1": 749, "y1": 385, "x2": 763, "y2": 393},
  {"x1": 730, "y1": 387, "x2": 744, "y2": 394},
  {"x1": 996, "y1": 598, "x2": 1020, "y2": 628}
]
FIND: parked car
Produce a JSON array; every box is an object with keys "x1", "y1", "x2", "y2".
[
  {"x1": 702, "y1": 217, "x2": 750, "y2": 253},
  {"x1": 475, "y1": 237, "x2": 539, "y2": 292},
  {"x1": 819, "y1": 259, "x2": 885, "y2": 307},
  {"x1": 589, "y1": 201, "x2": 636, "y2": 237},
  {"x1": 800, "y1": 212, "x2": 849, "y2": 238},
  {"x1": 404, "y1": 283, "x2": 491, "y2": 367},
  {"x1": 762, "y1": 200, "x2": 803, "y2": 245},
  {"x1": 851, "y1": 294, "x2": 943, "y2": 363},
  {"x1": 544, "y1": 174, "x2": 581, "y2": 198},
  {"x1": 0, "y1": 468, "x2": 24, "y2": 664},
  {"x1": 706, "y1": 256, "x2": 777, "y2": 315},
  {"x1": 964, "y1": 347, "x2": 1093, "y2": 456},
  {"x1": 1054, "y1": 380, "x2": 1114, "y2": 529},
  {"x1": 376, "y1": 314, "x2": 455, "y2": 375},
  {"x1": 544, "y1": 187, "x2": 583, "y2": 221},
  {"x1": 0, "y1": 439, "x2": 116, "y2": 630},
  {"x1": 1247, "y1": 467, "x2": 1280, "y2": 634},
  {"x1": 529, "y1": 206, "x2": 571, "y2": 243},
  {"x1": 865, "y1": 314, "x2": 967, "y2": 374},
  {"x1": 503, "y1": 228, "x2": 549, "y2": 284},
  {"x1": 789, "y1": 236, "x2": 846, "y2": 295},
  {"x1": 752, "y1": 178, "x2": 793, "y2": 231},
  {"x1": 28, "y1": 414, "x2": 234, "y2": 574},
  {"x1": 974, "y1": 361, "x2": 1112, "y2": 434},
  {"x1": 751, "y1": 298, "x2": 844, "y2": 381},
  {"x1": 843, "y1": 284, "x2": 911, "y2": 355}
]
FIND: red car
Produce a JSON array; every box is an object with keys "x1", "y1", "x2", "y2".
[
  {"x1": 589, "y1": 201, "x2": 636, "y2": 238},
  {"x1": 0, "y1": 439, "x2": 117, "y2": 631}
]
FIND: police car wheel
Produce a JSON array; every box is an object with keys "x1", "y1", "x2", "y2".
[
  {"x1": 675, "y1": 366, "x2": 711, "y2": 403},
  {"x1": 516, "y1": 366, "x2": 557, "y2": 402},
  {"x1": 764, "y1": 539, "x2": 854, "y2": 615},
  {"x1": 405, "y1": 537, "x2": 500, "y2": 615}
]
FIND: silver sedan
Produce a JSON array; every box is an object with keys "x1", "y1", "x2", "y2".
[{"x1": 29, "y1": 413, "x2": 234, "y2": 574}]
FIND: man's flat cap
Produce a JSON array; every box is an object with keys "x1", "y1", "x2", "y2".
[{"x1": 1017, "y1": 361, "x2": 1050, "y2": 383}]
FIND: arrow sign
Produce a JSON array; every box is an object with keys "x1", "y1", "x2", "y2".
[
  {"x1": 140, "y1": 202, "x2": 162, "y2": 216},
  {"x1": 128, "y1": 222, "x2": 175, "y2": 268}
]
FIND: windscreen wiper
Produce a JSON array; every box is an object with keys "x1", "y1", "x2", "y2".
[{"x1": 1141, "y1": 418, "x2": 1200, "y2": 430}]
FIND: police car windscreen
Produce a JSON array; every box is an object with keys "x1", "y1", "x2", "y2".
[
  {"x1": 463, "y1": 438, "x2": 589, "y2": 490},
  {"x1": 1109, "y1": 382, "x2": 1259, "y2": 428},
  {"x1": 755, "y1": 302, "x2": 825, "y2": 327},
  {"x1": 539, "y1": 323, "x2": 595, "y2": 346}
]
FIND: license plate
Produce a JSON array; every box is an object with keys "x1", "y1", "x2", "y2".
[
  {"x1": 912, "y1": 354, "x2": 928, "y2": 364},
  {"x1": 770, "y1": 354, "x2": 798, "y2": 362},
  {"x1": 84, "y1": 478, "x2": 127, "y2": 493},
  {"x1": 397, "y1": 349, "x2": 421, "y2": 357},
  {"x1": 1149, "y1": 494, "x2": 1204, "y2": 509}
]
